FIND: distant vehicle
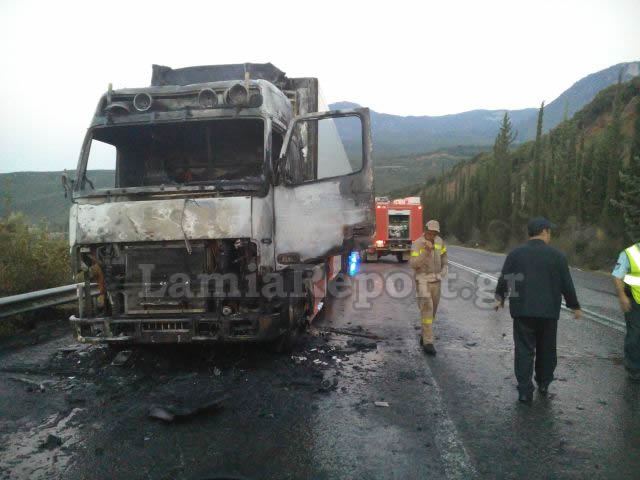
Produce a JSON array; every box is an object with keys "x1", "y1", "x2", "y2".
[
  {"x1": 66, "y1": 63, "x2": 374, "y2": 348},
  {"x1": 365, "y1": 197, "x2": 423, "y2": 263}
]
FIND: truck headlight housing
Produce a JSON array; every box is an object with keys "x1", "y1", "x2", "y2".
[
  {"x1": 198, "y1": 88, "x2": 218, "y2": 108},
  {"x1": 375, "y1": 240, "x2": 384, "y2": 248},
  {"x1": 133, "y1": 93, "x2": 153, "y2": 112},
  {"x1": 225, "y1": 84, "x2": 249, "y2": 106}
]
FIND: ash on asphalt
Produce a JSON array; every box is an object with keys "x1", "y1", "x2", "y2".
[
  {"x1": 6, "y1": 327, "x2": 377, "y2": 419},
  {"x1": 0, "y1": 259, "x2": 461, "y2": 480},
  {"x1": 0, "y1": 321, "x2": 405, "y2": 479}
]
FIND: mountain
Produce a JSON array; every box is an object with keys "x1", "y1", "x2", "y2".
[
  {"x1": 330, "y1": 101, "x2": 535, "y2": 158},
  {"x1": 418, "y1": 76, "x2": 640, "y2": 269},
  {"x1": 513, "y1": 61, "x2": 640, "y2": 139},
  {"x1": 330, "y1": 61, "x2": 640, "y2": 157}
]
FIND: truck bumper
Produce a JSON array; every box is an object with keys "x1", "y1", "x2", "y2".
[
  {"x1": 70, "y1": 312, "x2": 283, "y2": 344},
  {"x1": 366, "y1": 247, "x2": 410, "y2": 260}
]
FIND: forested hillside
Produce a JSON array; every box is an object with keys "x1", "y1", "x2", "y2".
[
  {"x1": 0, "y1": 171, "x2": 114, "y2": 231},
  {"x1": 422, "y1": 77, "x2": 640, "y2": 269},
  {"x1": 374, "y1": 145, "x2": 486, "y2": 194}
]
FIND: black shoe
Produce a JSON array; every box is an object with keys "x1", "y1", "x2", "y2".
[
  {"x1": 518, "y1": 392, "x2": 533, "y2": 404},
  {"x1": 423, "y1": 343, "x2": 437, "y2": 355},
  {"x1": 538, "y1": 383, "x2": 549, "y2": 395}
]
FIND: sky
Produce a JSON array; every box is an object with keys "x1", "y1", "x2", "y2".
[{"x1": 0, "y1": 0, "x2": 639, "y2": 173}]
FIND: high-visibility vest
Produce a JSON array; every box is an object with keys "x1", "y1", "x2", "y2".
[
  {"x1": 624, "y1": 244, "x2": 640, "y2": 303},
  {"x1": 434, "y1": 242, "x2": 447, "y2": 255}
]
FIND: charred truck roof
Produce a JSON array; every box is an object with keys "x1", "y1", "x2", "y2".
[{"x1": 91, "y1": 63, "x2": 318, "y2": 131}]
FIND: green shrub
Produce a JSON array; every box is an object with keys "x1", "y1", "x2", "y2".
[
  {"x1": 580, "y1": 229, "x2": 622, "y2": 271},
  {"x1": 486, "y1": 220, "x2": 511, "y2": 251},
  {"x1": 0, "y1": 213, "x2": 70, "y2": 296},
  {"x1": 549, "y1": 222, "x2": 621, "y2": 271}
]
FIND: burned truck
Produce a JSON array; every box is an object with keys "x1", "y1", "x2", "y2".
[{"x1": 67, "y1": 63, "x2": 374, "y2": 346}]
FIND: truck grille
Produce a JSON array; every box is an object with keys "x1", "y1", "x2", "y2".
[
  {"x1": 124, "y1": 244, "x2": 207, "y2": 314},
  {"x1": 142, "y1": 321, "x2": 189, "y2": 332}
]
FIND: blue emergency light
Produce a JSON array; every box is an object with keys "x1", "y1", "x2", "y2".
[{"x1": 348, "y1": 251, "x2": 361, "y2": 276}]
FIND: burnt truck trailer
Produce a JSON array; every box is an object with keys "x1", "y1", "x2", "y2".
[{"x1": 67, "y1": 63, "x2": 374, "y2": 346}]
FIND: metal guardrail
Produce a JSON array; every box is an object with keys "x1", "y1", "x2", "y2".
[{"x1": 0, "y1": 283, "x2": 98, "y2": 319}]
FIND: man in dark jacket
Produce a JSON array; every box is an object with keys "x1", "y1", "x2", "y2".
[{"x1": 495, "y1": 217, "x2": 582, "y2": 404}]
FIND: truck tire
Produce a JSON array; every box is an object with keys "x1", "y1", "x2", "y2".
[
  {"x1": 340, "y1": 253, "x2": 349, "y2": 275},
  {"x1": 270, "y1": 271, "x2": 307, "y2": 354},
  {"x1": 271, "y1": 329, "x2": 296, "y2": 354},
  {"x1": 270, "y1": 301, "x2": 299, "y2": 354}
]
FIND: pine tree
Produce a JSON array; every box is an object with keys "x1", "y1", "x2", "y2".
[
  {"x1": 614, "y1": 101, "x2": 640, "y2": 241},
  {"x1": 550, "y1": 118, "x2": 578, "y2": 223},
  {"x1": 581, "y1": 142, "x2": 597, "y2": 218},
  {"x1": 511, "y1": 173, "x2": 522, "y2": 231},
  {"x1": 616, "y1": 152, "x2": 640, "y2": 241},
  {"x1": 489, "y1": 112, "x2": 516, "y2": 222},
  {"x1": 602, "y1": 72, "x2": 625, "y2": 226},
  {"x1": 548, "y1": 128, "x2": 567, "y2": 220},
  {"x1": 565, "y1": 121, "x2": 578, "y2": 221},
  {"x1": 575, "y1": 131, "x2": 586, "y2": 222},
  {"x1": 531, "y1": 102, "x2": 545, "y2": 214},
  {"x1": 539, "y1": 138, "x2": 549, "y2": 216}
]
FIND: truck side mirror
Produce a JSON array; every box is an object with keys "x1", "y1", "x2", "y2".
[
  {"x1": 61, "y1": 172, "x2": 74, "y2": 200},
  {"x1": 271, "y1": 154, "x2": 281, "y2": 185}
]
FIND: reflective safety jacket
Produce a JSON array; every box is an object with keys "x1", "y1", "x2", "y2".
[
  {"x1": 409, "y1": 234, "x2": 448, "y2": 282},
  {"x1": 624, "y1": 244, "x2": 640, "y2": 303}
]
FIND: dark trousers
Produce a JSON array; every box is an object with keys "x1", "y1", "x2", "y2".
[
  {"x1": 624, "y1": 295, "x2": 640, "y2": 374},
  {"x1": 513, "y1": 317, "x2": 558, "y2": 395}
]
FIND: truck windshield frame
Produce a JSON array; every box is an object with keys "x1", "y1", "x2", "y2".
[{"x1": 74, "y1": 117, "x2": 268, "y2": 196}]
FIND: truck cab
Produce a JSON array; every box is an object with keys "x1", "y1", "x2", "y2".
[{"x1": 68, "y1": 63, "x2": 374, "y2": 345}]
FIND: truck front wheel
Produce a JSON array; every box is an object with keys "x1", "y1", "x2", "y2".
[
  {"x1": 270, "y1": 274, "x2": 308, "y2": 353},
  {"x1": 270, "y1": 301, "x2": 300, "y2": 353}
]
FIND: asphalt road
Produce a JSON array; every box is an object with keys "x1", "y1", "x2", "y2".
[
  {"x1": 447, "y1": 245, "x2": 624, "y2": 327},
  {"x1": 0, "y1": 248, "x2": 638, "y2": 479}
]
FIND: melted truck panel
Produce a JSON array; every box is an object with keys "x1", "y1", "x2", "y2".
[
  {"x1": 72, "y1": 197, "x2": 252, "y2": 244},
  {"x1": 274, "y1": 180, "x2": 370, "y2": 262}
]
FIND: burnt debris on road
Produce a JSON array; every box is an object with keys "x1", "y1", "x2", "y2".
[{"x1": 0, "y1": 258, "x2": 639, "y2": 479}]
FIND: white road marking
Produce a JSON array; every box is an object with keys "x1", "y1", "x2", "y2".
[
  {"x1": 416, "y1": 357, "x2": 478, "y2": 479},
  {"x1": 408, "y1": 305, "x2": 478, "y2": 479},
  {"x1": 449, "y1": 260, "x2": 625, "y2": 332}
]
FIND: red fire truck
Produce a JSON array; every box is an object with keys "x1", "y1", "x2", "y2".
[{"x1": 365, "y1": 196, "x2": 424, "y2": 262}]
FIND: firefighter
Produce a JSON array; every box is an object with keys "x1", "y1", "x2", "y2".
[
  {"x1": 612, "y1": 241, "x2": 640, "y2": 382},
  {"x1": 410, "y1": 220, "x2": 448, "y2": 355}
]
